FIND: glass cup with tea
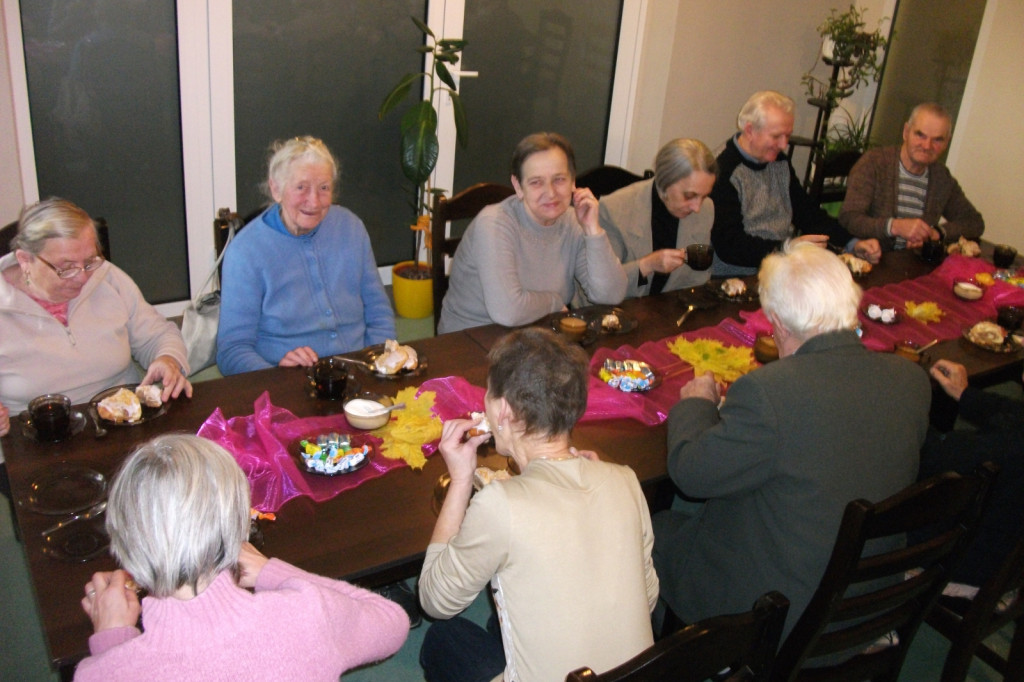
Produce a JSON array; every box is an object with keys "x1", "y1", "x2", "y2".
[
  {"x1": 28, "y1": 394, "x2": 72, "y2": 442},
  {"x1": 919, "y1": 239, "x2": 946, "y2": 264},
  {"x1": 307, "y1": 357, "x2": 349, "y2": 400},
  {"x1": 997, "y1": 305, "x2": 1024, "y2": 332},
  {"x1": 993, "y1": 244, "x2": 1018, "y2": 269},
  {"x1": 686, "y1": 243, "x2": 714, "y2": 271}
]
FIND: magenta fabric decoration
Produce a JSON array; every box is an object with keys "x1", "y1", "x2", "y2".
[{"x1": 197, "y1": 392, "x2": 404, "y2": 512}]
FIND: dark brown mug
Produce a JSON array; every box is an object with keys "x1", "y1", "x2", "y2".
[
  {"x1": 993, "y1": 244, "x2": 1018, "y2": 269},
  {"x1": 686, "y1": 243, "x2": 714, "y2": 271}
]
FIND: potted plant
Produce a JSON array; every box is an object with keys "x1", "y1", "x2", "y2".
[
  {"x1": 801, "y1": 5, "x2": 889, "y2": 110},
  {"x1": 379, "y1": 16, "x2": 469, "y2": 319}
]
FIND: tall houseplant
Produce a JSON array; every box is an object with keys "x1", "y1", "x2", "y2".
[{"x1": 378, "y1": 17, "x2": 468, "y2": 317}]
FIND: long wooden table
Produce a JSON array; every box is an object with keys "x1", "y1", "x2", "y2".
[{"x1": 4, "y1": 248, "x2": 1021, "y2": 674}]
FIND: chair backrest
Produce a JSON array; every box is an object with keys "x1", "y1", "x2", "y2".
[
  {"x1": 771, "y1": 464, "x2": 998, "y2": 682},
  {"x1": 566, "y1": 591, "x2": 790, "y2": 682},
  {"x1": 574, "y1": 165, "x2": 653, "y2": 199},
  {"x1": 925, "y1": 531, "x2": 1024, "y2": 680},
  {"x1": 807, "y1": 149, "x2": 862, "y2": 206},
  {"x1": 430, "y1": 183, "x2": 515, "y2": 331},
  {"x1": 214, "y1": 208, "x2": 247, "y2": 279},
  {"x1": 1, "y1": 217, "x2": 112, "y2": 261}
]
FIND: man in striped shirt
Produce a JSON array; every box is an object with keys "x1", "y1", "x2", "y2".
[{"x1": 840, "y1": 102, "x2": 984, "y2": 250}]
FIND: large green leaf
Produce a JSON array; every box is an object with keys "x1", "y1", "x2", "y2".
[
  {"x1": 378, "y1": 73, "x2": 420, "y2": 119},
  {"x1": 400, "y1": 102, "x2": 439, "y2": 184},
  {"x1": 435, "y1": 61, "x2": 457, "y2": 90},
  {"x1": 451, "y1": 91, "x2": 468, "y2": 148},
  {"x1": 411, "y1": 15, "x2": 434, "y2": 39}
]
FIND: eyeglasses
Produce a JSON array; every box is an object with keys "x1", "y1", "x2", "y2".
[{"x1": 35, "y1": 254, "x2": 105, "y2": 279}]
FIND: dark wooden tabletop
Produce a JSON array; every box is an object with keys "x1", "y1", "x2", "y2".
[{"x1": 3, "y1": 247, "x2": 1021, "y2": 672}]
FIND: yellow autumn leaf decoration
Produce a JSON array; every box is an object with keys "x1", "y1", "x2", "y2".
[
  {"x1": 376, "y1": 386, "x2": 442, "y2": 470},
  {"x1": 904, "y1": 301, "x2": 945, "y2": 324},
  {"x1": 666, "y1": 337, "x2": 757, "y2": 383}
]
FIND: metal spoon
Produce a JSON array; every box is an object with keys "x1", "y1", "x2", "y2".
[
  {"x1": 916, "y1": 339, "x2": 940, "y2": 354},
  {"x1": 676, "y1": 304, "x2": 696, "y2": 327},
  {"x1": 88, "y1": 406, "x2": 107, "y2": 438},
  {"x1": 361, "y1": 402, "x2": 406, "y2": 417},
  {"x1": 331, "y1": 356, "x2": 375, "y2": 371}
]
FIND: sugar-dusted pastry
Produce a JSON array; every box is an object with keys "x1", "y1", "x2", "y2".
[
  {"x1": 721, "y1": 278, "x2": 747, "y2": 297},
  {"x1": 97, "y1": 387, "x2": 142, "y2": 423},
  {"x1": 374, "y1": 339, "x2": 418, "y2": 375}
]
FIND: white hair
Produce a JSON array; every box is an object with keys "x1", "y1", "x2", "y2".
[
  {"x1": 106, "y1": 434, "x2": 251, "y2": 598},
  {"x1": 737, "y1": 91, "x2": 795, "y2": 131},
  {"x1": 758, "y1": 241, "x2": 861, "y2": 342}
]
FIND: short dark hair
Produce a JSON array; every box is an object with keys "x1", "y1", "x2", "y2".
[
  {"x1": 487, "y1": 327, "x2": 588, "y2": 439},
  {"x1": 510, "y1": 132, "x2": 576, "y2": 181}
]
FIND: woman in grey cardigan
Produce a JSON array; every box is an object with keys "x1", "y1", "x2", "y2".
[
  {"x1": 599, "y1": 138, "x2": 717, "y2": 297},
  {"x1": 438, "y1": 133, "x2": 627, "y2": 333}
]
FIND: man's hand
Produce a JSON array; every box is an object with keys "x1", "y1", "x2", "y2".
[
  {"x1": 142, "y1": 355, "x2": 193, "y2": 403},
  {"x1": 639, "y1": 249, "x2": 687, "y2": 278},
  {"x1": 278, "y1": 346, "x2": 318, "y2": 368},
  {"x1": 853, "y1": 238, "x2": 882, "y2": 264},
  {"x1": 891, "y1": 218, "x2": 938, "y2": 249},
  {"x1": 679, "y1": 373, "x2": 721, "y2": 403},
  {"x1": 930, "y1": 359, "x2": 969, "y2": 401}
]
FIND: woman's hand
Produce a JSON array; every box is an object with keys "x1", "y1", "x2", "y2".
[
  {"x1": 0, "y1": 401, "x2": 9, "y2": 437},
  {"x1": 142, "y1": 355, "x2": 193, "y2": 403},
  {"x1": 278, "y1": 346, "x2": 318, "y2": 368},
  {"x1": 930, "y1": 359, "x2": 968, "y2": 401},
  {"x1": 639, "y1": 249, "x2": 687, "y2": 278},
  {"x1": 80, "y1": 570, "x2": 141, "y2": 633},
  {"x1": 438, "y1": 418, "x2": 491, "y2": 486},
  {"x1": 792, "y1": 234, "x2": 829, "y2": 248},
  {"x1": 572, "y1": 187, "x2": 601, "y2": 235},
  {"x1": 236, "y1": 542, "x2": 270, "y2": 589}
]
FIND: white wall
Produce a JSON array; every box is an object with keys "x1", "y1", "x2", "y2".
[
  {"x1": 945, "y1": 0, "x2": 1024, "y2": 251},
  {"x1": 0, "y1": 8, "x2": 23, "y2": 224}
]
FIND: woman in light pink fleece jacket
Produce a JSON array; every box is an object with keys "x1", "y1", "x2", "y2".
[{"x1": 73, "y1": 434, "x2": 409, "y2": 682}]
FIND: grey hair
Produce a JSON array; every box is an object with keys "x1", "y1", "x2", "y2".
[
  {"x1": 260, "y1": 135, "x2": 339, "y2": 202},
  {"x1": 10, "y1": 197, "x2": 97, "y2": 255},
  {"x1": 653, "y1": 138, "x2": 718, "y2": 197},
  {"x1": 758, "y1": 241, "x2": 861, "y2": 342},
  {"x1": 737, "y1": 91, "x2": 796, "y2": 131},
  {"x1": 907, "y1": 102, "x2": 951, "y2": 133},
  {"x1": 106, "y1": 434, "x2": 251, "y2": 598}
]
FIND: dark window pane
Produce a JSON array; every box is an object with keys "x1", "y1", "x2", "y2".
[
  {"x1": 21, "y1": 0, "x2": 187, "y2": 303},
  {"x1": 453, "y1": 1, "x2": 622, "y2": 191},
  {"x1": 233, "y1": 0, "x2": 427, "y2": 265}
]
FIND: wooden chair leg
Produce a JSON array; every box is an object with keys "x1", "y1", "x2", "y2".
[{"x1": 1004, "y1": 619, "x2": 1024, "y2": 680}]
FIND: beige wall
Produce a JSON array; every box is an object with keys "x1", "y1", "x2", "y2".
[
  {"x1": 945, "y1": 0, "x2": 1024, "y2": 251},
  {"x1": 627, "y1": 0, "x2": 887, "y2": 172}
]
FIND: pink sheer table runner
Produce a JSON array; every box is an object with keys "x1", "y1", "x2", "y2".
[{"x1": 197, "y1": 392, "x2": 404, "y2": 512}]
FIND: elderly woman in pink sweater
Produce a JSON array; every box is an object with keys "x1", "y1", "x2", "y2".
[{"x1": 74, "y1": 434, "x2": 409, "y2": 681}]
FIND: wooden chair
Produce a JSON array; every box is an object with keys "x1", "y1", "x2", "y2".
[
  {"x1": 924, "y1": 533, "x2": 1024, "y2": 681},
  {"x1": 771, "y1": 464, "x2": 998, "y2": 682},
  {"x1": 1, "y1": 217, "x2": 111, "y2": 261},
  {"x1": 575, "y1": 165, "x2": 653, "y2": 199},
  {"x1": 430, "y1": 183, "x2": 515, "y2": 332},
  {"x1": 566, "y1": 591, "x2": 790, "y2": 682},
  {"x1": 806, "y1": 149, "x2": 862, "y2": 206}
]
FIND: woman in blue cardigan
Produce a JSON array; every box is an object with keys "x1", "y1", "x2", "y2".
[{"x1": 217, "y1": 136, "x2": 395, "y2": 375}]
